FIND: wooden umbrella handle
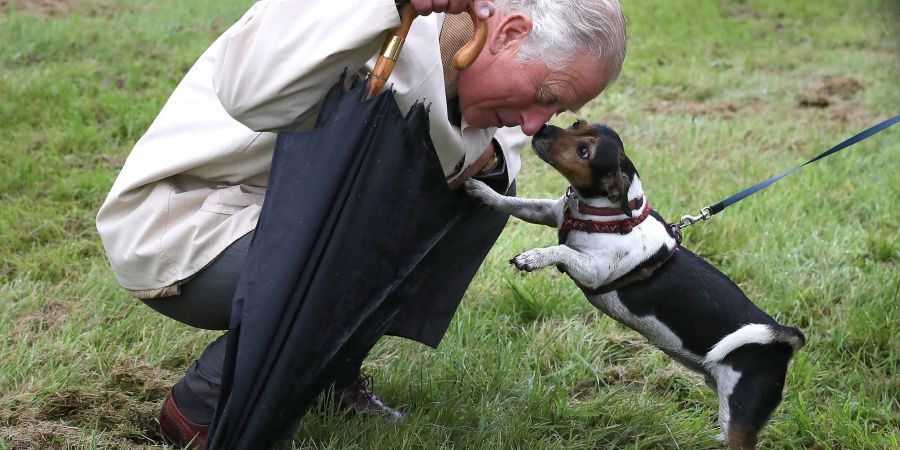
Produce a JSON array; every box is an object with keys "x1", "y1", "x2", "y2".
[
  {"x1": 366, "y1": 3, "x2": 488, "y2": 99},
  {"x1": 451, "y1": 4, "x2": 489, "y2": 72}
]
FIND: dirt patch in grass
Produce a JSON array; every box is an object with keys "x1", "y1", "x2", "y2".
[
  {"x1": 0, "y1": 261, "x2": 14, "y2": 281},
  {"x1": 570, "y1": 379, "x2": 600, "y2": 403},
  {"x1": 13, "y1": 299, "x2": 75, "y2": 335},
  {"x1": 0, "y1": 402, "x2": 142, "y2": 449},
  {"x1": 795, "y1": 76, "x2": 880, "y2": 125},
  {"x1": 600, "y1": 364, "x2": 647, "y2": 386},
  {"x1": 107, "y1": 360, "x2": 176, "y2": 403},
  {"x1": 646, "y1": 363, "x2": 702, "y2": 401},
  {"x1": 600, "y1": 332, "x2": 654, "y2": 363},
  {"x1": 1, "y1": 361, "x2": 176, "y2": 448},
  {"x1": 724, "y1": 4, "x2": 763, "y2": 21},
  {"x1": 643, "y1": 98, "x2": 766, "y2": 118},
  {"x1": 796, "y1": 76, "x2": 865, "y2": 108},
  {"x1": 0, "y1": 0, "x2": 79, "y2": 17},
  {"x1": 0, "y1": 0, "x2": 124, "y2": 18},
  {"x1": 0, "y1": 417, "x2": 117, "y2": 450},
  {"x1": 818, "y1": 99, "x2": 878, "y2": 125},
  {"x1": 36, "y1": 388, "x2": 163, "y2": 443},
  {"x1": 101, "y1": 153, "x2": 127, "y2": 169}
]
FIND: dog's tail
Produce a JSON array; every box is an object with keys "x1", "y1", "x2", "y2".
[
  {"x1": 702, "y1": 323, "x2": 806, "y2": 368},
  {"x1": 774, "y1": 325, "x2": 806, "y2": 353}
]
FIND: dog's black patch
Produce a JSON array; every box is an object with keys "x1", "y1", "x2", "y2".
[{"x1": 615, "y1": 248, "x2": 780, "y2": 357}]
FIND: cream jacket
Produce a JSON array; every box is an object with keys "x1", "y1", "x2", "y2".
[{"x1": 97, "y1": 0, "x2": 526, "y2": 298}]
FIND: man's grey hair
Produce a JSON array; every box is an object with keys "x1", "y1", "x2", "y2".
[{"x1": 495, "y1": 0, "x2": 627, "y2": 87}]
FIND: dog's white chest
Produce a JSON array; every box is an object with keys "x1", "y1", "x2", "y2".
[{"x1": 563, "y1": 217, "x2": 676, "y2": 289}]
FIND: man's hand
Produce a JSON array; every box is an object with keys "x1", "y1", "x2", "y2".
[{"x1": 408, "y1": 0, "x2": 495, "y2": 20}]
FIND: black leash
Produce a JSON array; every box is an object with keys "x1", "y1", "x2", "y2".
[{"x1": 674, "y1": 115, "x2": 900, "y2": 231}]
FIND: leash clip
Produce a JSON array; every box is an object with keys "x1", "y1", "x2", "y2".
[{"x1": 675, "y1": 207, "x2": 711, "y2": 229}]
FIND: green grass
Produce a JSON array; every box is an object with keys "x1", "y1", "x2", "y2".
[{"x1": 1, "y1": 0, "x2": 898, "y2": 448}]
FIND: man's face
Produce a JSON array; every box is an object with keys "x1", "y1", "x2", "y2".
[{"x1": 456, "y1": 21, "x2": 610, "y2": 136}]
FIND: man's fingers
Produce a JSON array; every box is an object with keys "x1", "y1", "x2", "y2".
[
  {"x1": 472, "y1": 1, "x2": 495, "y2": 20},
  {"x1": 432, "y1": 0, "x2": 450, "y2": 13},
  {"x1": 409, "y1": 0, "x2": 447, "y2": 15},
  {"x1": 407, "y1": 0, "x2": 495, "y2": 18},
  {"x1": 408, "y1": 0, "x2": 430, "y2": 15}
]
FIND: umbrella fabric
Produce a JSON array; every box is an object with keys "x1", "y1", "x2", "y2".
[{"x1": 206, "y1": 74, "x2": 467, "y2": 449}]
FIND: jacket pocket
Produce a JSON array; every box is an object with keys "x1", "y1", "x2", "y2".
[{"x1": 200, "y1": 184, "x2": 265, "y2": 215}]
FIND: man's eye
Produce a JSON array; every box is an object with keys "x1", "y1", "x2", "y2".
[{"x1": 577, "y1": 144, "x2": 590, "y2": 158}]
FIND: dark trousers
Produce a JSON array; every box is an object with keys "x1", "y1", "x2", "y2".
[{"x1": 143, "y1": 180, "x2": 514, "y2": 424}]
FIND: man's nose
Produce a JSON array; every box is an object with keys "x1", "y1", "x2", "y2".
[{"x1": 519, "y1": 106, "x2": 556, "y2": 135}]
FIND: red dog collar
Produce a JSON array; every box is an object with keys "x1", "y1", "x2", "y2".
[
  {"x1": 561, "y1": 197, "x2": 651, "y2": 235},
  {"x1": 576, "y1": 197, "x2": 644, "y2": 217}
]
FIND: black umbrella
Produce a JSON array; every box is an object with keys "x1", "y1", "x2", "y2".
[{"x1": 206, "y1": 5, "x2": 486, "y2": 449}]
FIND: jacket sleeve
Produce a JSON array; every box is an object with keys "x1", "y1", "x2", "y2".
[{"x1": 212, "y1": 0, "x2": 401, "y2": 132}]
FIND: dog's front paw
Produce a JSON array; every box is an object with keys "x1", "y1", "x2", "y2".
[
  {"x1": 463, "y1": 179, "x2": 498, "y2": 206},
  {"x1": 510, "y1": 249, "x2": 549, "y2": 272}
]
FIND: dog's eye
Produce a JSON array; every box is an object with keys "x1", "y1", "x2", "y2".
[
  {"x1": 571, "y1": 121, "x2": 581, "y2": 129},
  {"x1": 577, "y1": 144, "x2": 590, "y2": 159}
]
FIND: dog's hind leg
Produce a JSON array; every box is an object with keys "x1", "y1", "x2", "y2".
[
  {"x1": 726, "y1": 422, "x2": 760, "y2": 450},
  {"x1": 709, "y1": 363, "x2": 742, "y2": 444},
  {"x1": 706, "y1": 336, "x2": 796, "y2": 450},
  {"x1": 719, "y1": 363, "x2": 786, "y2": 450}
]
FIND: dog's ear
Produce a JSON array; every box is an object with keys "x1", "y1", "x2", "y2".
[
  {"x1": 600, "y1": 168, "x2": 633, "y2": 217},
  {"x1": 612, "y1": 169, "x2": 633, "y2": 217}
]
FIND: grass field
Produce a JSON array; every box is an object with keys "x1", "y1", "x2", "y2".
[{"x1": 1, "y1": 0, "x2": 898, "y2": 448}]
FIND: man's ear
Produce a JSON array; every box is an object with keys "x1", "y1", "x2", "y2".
[{"x1": 488, "y1": 13, "x2": 533, "y2": 54}]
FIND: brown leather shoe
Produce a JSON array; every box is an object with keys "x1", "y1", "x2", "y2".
[
  {"x1": 159, "y1": 389, "x2": 210, "y2": 449},
  {"x1": 337, "y1": 373, "x2": 405, "y2": 420}
]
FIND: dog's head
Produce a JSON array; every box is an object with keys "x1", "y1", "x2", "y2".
[{"x1": 532, "y1": 121, "x2": 638, "y2": 214}]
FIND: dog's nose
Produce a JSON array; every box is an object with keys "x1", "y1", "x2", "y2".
[{"x1": 535, "y1": 124, "x2": 549, "y2": 137}]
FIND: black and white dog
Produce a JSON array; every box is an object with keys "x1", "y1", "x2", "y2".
[{"x1": 464, "y1": 121, "x2": 805, "y2": 450}]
